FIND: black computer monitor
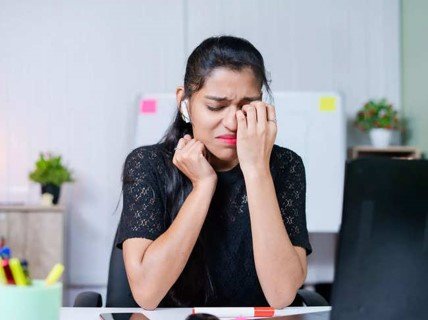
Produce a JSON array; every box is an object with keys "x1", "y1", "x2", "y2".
[{"x1": 330, "y1": 158, "x2": 428, "y2": 320}]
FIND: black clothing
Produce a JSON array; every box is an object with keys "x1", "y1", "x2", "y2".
[{"x1": 116, "y1": 143, "x2": 312, "y2": 307}]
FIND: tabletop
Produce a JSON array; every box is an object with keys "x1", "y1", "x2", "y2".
[{"x1": 60, "y1": 306, "x2": 332, "y2": 320}]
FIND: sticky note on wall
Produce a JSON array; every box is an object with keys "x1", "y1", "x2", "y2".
[
  {"x1": 140, "y1": 99, "x2": 157, "y2": 114},
  {"x1": 319, "y1": 97, "x2": 336, "y2": 112}
]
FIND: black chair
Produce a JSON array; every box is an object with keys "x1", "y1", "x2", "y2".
[{"x1": 74, "y1": 230, "x2": 329, "y2": 307}]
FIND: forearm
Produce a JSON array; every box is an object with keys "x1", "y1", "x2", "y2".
[
  {"x1": 244, "y1": 169, "x2": 306, "y2": 308},
  {"x1": 130, "y1": 182, "x2": 216, "y2": 308}
]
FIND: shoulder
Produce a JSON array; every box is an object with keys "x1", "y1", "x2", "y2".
[
  {"x1": 271, "y1": 144, "x2": 304, "y2": 169},
  {"x1": 126, "y1": 143, "x2": 165, "y2": 162},
  {"x1": 123, "y1": 143, "x2": 167, "y2": 178},
  {"x1": 270, "y1": 145, "x2": 306, "y2": 190}
]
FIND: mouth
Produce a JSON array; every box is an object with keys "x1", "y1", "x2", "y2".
[{"x1": 217, "y1": 136, "x2": 237, "y2": 145}]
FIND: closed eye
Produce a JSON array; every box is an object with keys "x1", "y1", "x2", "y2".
[{"x1": 207, "y1": 105, "x2": 226, "y2": 112}]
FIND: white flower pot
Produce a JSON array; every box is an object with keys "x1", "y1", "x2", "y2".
[{"x1": 369, "y1": 128, "x2": 392, "y2": 148}]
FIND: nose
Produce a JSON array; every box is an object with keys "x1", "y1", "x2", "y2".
[{"x1": 222, "y1": 106, "x2": 238, "y2": 132}]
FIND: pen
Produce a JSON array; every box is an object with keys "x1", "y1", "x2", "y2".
[
  {"x1": 45, "y1": 263, "x2": 64, "y2": 285},
  {"x1": 192, "y1": 307, "x2": 275, "y2": 318},
  {"x1": 0, "y1": 258, "x2": 7, "y2": 284},
  {"x1": 9, "y1": 258, "x2": 28, "y2": 286}
]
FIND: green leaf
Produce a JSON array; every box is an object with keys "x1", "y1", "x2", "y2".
[
  {"x1": 354, "y1": 98, "x2": 401, "y2": 132},
  {"x1": 28, "y1": 153, "x2": 74, "y2": 186}
]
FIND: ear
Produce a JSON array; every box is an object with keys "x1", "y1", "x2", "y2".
[{"x1": 176, "y1": 86, "x2": 185, "y2": 110}]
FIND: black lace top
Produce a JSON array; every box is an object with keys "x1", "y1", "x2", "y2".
[{"x1": 116, "y1": 143, "x2": 312, "y2": 307}]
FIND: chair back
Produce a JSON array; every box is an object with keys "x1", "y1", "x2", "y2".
[{"x1": 105, "y1": 231, "x2": 139, "y2": 307}]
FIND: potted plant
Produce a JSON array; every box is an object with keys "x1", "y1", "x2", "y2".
[
  {"x1": 354, "y1": 98, "x2": 401, "y2": 147},
  {"x1": 29, "y1": 153, "x2": 74, "y2": 205}
]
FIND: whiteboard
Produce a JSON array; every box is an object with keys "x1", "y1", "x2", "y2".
[
  {"x1": 135, "y1": 92, "x2": 345, "y2": 232},
  {"x1": 273, "y1": 92, "x2": 346, "y2": 232}
]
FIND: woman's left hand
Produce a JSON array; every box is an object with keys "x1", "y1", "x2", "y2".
[{"x1": 236, "y1": 101, "x2": 277, "y2": 175}]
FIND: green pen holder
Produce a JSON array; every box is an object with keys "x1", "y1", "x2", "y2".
[{"x1": 0, "y1": 280, "x2": 62, "y2": 320}]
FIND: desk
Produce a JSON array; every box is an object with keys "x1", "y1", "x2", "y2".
[{"x1": 61, "y1": 306, "x2": 332, "y2": 320}]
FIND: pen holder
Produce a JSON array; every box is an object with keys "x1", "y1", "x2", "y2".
[{"x1": 0, "y1": 280, "x2": 62, "y2": 320}]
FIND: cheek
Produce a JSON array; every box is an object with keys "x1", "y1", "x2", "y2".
[{"x1": 193, "y1": 114, "x2": 218, "y2": 140}]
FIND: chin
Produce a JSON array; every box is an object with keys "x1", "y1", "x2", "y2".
[{"x1": 210, "y1": 147, "x2": 237, "y2": 161}]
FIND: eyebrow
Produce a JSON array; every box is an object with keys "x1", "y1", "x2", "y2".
[{"x1": 204, "y1": 95, "x2": 262, "y2": 102}]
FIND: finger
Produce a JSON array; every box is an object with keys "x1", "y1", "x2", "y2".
[
  {"x1": 175, "y1": 138, "x2": 186, "y2": 151},
  {"x1": 183, "y1": 134, "x2": 192, "y2": 141},
  {"x1": 242, "y1": 105, "x2": 256, "y2": 133},
  {"x1": 182, "y1": 139, "x2": 197, "y2": 153},
  {"x1": 253, "y1": 102, "x2": 268, "y2": 129},
  {"x1": 266, "y1": 104, "x2": 276, "y2": 126},
  {"x1": 236, "y1": 110, "x2": 247, "y2": 134},
  {"x1": 189, "y1": 140, "x2": 205, "y2": 156},
  {"x1": 173, "y1": 138, "x2": 187, "y2": 165}
]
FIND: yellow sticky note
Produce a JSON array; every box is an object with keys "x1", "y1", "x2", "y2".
[{"x1": 319, "y1": 97, "x2": 336, "y2": 112}]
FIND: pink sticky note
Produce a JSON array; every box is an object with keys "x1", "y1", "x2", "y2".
[{"x1": 140, "y1": 99, "x2": 157, "y2": 114}]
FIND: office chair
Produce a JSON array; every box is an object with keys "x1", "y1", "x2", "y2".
[{"x1": 74, "y1": 230, "x2": 329, "y2": 308}]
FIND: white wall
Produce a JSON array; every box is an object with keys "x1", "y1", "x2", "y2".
[
  {"x1": 186, "y1": 0, "x2": 401, "y2": 146},
  {"x1": 0, "y1": 0, "x2": 400, "y2": 291},
  {"x1": 0, "y1": 0, "x2": 186, "y2": 286}
]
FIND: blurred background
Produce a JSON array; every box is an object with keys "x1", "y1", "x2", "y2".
[{"x1": 0, "y1": 0, "x2": 426, "y2": 306}]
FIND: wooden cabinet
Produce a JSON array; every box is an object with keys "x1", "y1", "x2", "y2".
[
  {"x1": 348, "y1": 146, "x2": 422, "y2": 160},
  {"x1": 0, "y1": 205, "x2": 65, "y2": 279}
]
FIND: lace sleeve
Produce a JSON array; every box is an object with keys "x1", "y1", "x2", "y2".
[
  {"x1": 116, "y1": 146, "x2": 166, "y2": 249},
  {"x1": 275, "y1": 148, "x2": 312, "y2": 255}
]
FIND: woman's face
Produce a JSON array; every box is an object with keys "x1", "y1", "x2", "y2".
[{"x1": 177, "y1": 67, "x2": 262, "y2": 172}]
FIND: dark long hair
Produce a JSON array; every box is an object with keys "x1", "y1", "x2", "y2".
[{"x1": 140, "y1": 35, "x2": 272, "y2": 306}]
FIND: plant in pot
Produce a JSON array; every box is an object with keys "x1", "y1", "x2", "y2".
[
  {"x1": 354, "y1": 98, "x2": 401, "y2": 148},
  {"x1": 29, "y1": 153, "x2": 74, "y2": 205}
]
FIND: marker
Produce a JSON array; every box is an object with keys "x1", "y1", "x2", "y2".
[
  {"x1": 20, "y1": 259, "x2": 32, "y2": 285},
  {"x1": 0, "y1": 258, "x2": 7, "y2": 284},
  {"x1": 0, "y1": 246, "x2": 11, "y2": 259},
  {"x1": 192, "y1": 307, "x2": 275, "y2": 318},
  {"x1": 9, "y1": 258, "x2": 28, "y2": 286},
  {"x1": 45, "y1": 263, "x2": 64, "y2": 285},
  {"x1": 2, "y1": 259, "x2": 15, "y2": 284}
]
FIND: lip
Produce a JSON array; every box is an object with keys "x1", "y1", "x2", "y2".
[{"x1": 217, "y1": 135, "x2": 237, "y2": 145}]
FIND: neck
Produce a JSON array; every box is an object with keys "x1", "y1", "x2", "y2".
[{"x1": 210, "y1": 156, "x2": 239, "y2": 172}]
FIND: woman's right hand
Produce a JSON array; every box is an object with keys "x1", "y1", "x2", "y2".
[{"x1": 173, "y1": 134, "x2": 218, "y2": 188}]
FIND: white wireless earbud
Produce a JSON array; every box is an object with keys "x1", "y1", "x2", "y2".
[{"x1": 180, "y1": 99, "x2": 191, "y2": 123}]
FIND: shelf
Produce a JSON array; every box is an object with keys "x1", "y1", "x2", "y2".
[{"x1": 348, "y1": 146, "x2": 422, "y2": 160}]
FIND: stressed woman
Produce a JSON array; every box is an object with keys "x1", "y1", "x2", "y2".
[{"x1": 116, "y1": 36, "x2": 312, "y2": 310}]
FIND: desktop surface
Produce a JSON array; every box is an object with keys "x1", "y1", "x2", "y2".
[
  {"x1": 265, "y1": 311, "x2": 330, "y2": 319},
  {"x1": 60, "y1": 307, "x2": 332, "y2": 320}
]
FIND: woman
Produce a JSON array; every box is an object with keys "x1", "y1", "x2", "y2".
[{"x1": 116, "y1": 36, "x2": 312, "y2": 310}]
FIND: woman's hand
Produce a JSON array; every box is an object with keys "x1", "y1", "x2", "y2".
[
  {"x1": 236, "y1": 102, "x2": 277, "y2": 175},
  {"x1": 172, "y1": 134, "x2": 218, "y2": 188}
]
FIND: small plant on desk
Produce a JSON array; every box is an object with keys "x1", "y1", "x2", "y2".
[
  {"x1": 354, "y1": 98, "x2": 402, "y2": 148},
  {"x1": 29, "y1": 153, "x2": 74, "y2": 205}
]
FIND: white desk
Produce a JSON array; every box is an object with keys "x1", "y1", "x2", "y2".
[{"x1": 61, "y1": 306, "x2": 332, "y2": 320}]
